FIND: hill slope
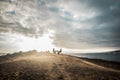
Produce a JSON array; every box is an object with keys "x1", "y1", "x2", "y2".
[{"x1": 0, "y1": 52, "x2": 120, "y2": 80}]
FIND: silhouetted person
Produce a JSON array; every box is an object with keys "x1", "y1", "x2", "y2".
[
  {"x1": 53, "y1": 48, "x2": 56, "y2": 54},
  {"x1": 58, "y1": 49, "x2": 62, "y2": 55}
]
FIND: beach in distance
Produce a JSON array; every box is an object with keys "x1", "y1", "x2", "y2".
[{"x1": 0, "y1": 51, "x2": 120, "y2": 80}]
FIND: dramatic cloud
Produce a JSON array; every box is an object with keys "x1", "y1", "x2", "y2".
[{"x1": 0, "y1": 0, "x2": 120, "y2": 52}]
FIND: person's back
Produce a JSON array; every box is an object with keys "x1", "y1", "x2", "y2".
[
  {"x1": 58, "y1": 49, "x2": 62, "y2": 55},
  {"x1": 53, "y1": 48, "x2": 56, "y2": 54}
]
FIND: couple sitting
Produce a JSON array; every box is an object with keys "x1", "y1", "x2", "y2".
[{"x1": 53, "y1": 48, "x2": 62, "y2": 54}]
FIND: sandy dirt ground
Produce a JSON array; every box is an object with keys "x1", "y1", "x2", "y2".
[{"x1": 0, "y1": 52, "x2": 120, "y2": 80}]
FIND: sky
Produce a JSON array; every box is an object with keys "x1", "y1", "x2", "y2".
[{"x1": 0, "y1": 0, "x2": 120, "y2": 53}]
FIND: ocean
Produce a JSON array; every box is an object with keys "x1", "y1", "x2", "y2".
[
  {"x1": 71, "y1": 53, "x2": 120, "y2": 62},
  {"x1": 0, "y1": 53, "x2": 7, "y2": 56}
]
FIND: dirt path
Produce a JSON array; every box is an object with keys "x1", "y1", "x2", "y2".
[{"x1": 0, "y1": 54, "x2": 120, "y2": 73}]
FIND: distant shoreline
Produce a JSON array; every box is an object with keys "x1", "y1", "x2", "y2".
[{"x1": 69, "y1": 53, "x2": 120, "y2": 62}]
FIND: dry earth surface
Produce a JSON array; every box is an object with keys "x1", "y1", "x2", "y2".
[{"x1": 0, "y1": 52, "x2": 120, "y2": 80}]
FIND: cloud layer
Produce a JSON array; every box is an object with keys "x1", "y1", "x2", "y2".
[{"x1": 0, "y1": 0, "x2": 120, "y2": 52}]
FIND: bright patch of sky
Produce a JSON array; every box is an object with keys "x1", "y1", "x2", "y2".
[{"x1": 0, "y1": 0, "x2": 120, "y2": 53}]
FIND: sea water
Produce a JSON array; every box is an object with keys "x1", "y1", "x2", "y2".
[{"x1": 71, "y1": 53, "x2": 120, "y2": 62}]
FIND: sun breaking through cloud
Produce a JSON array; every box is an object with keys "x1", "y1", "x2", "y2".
[{"x1": 0, "y1": 0, "x2": 120, "y2": 53}]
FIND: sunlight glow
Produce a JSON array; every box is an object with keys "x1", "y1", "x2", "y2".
[
  {"x1": 18, "y1": 34, "x2": 55, "y2": 52},
  {"x1": 3, "y1": 30, "x2": 56, "y2": 52}
]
